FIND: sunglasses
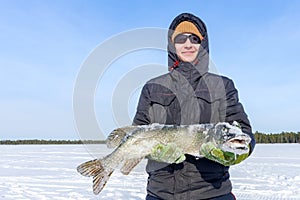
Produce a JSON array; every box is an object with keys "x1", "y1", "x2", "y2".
[{"x1": 174, "y1": 34, "x2": 201, "y2": 44}]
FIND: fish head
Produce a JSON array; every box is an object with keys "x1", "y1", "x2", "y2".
[{"x1": 213, "y1": 122, "x2": 251, "y2": 155}]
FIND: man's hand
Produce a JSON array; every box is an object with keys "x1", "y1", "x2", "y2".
[
  {"x1": 148, "y1": 143, "x2": 186, "y2": 164},
  {"x1": 200, "y1": 142, "x2": 249, "y2": 166}
]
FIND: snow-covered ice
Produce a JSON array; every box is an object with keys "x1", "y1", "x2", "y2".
[{"x1": 0, "y1": 144, "x2": 299, "y2": 200}]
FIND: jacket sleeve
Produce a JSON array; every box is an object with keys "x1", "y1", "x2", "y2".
[
  {"x1": 223, "y1": 79, "x2": 256, "y2": 154},
  {"x1": 133, "y1": 84, "x2": 152, "y2": 125}
]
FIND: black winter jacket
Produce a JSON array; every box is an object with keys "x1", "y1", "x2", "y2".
[{"x1": 133, "y1": 13, "x2": 256, "y2": 200}]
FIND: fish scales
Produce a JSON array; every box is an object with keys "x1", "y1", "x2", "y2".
[{"x1": 115, "y1": 125, "x2": 199, "y2": 158}]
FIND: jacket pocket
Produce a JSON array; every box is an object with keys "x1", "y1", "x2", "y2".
[
  {"x1": 149, "y1": 93, "x2": 177, "y2": 124},
  {"x1": 195, "y1": 89, "x2": 223, "y2": 103},
  {"x1": 150, "y1": 93, "x2": 176, "y2": 106},
  {"x1": 195, "y1": 90, "x2": 225, "y2": 123}
]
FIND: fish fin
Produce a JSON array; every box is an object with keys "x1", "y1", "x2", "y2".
[
  {"x1": 106, "y1": 126, "x2": 136, "y2": 148},
  {"x1": 77, "y1": 159, "x2": 114, "y2": 194},
  {"x1": 120, "y1": 157, "x2": 143, "y2": 175},
  {"x1": 93, "y1": 168, "x2": 113, "y2": 195},
  {"x1": 77, "y1": 159, "x2": 103, "y2": 177}
]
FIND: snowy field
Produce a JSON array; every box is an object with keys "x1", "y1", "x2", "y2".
[{"x1": 0, "y1": 144, "x2": 299, "y2": 200}]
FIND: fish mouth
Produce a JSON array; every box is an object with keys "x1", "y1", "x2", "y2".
[
  {"x1": 228, "y1": 137, "x2": 247, "y2": 147},
  {"x1": 221, "y1": 135, "x2": 251, "y2": 154}
]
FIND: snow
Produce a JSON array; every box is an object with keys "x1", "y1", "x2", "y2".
[{"x1": 0, "y1": 144, "x2": 300, "y2": 200}]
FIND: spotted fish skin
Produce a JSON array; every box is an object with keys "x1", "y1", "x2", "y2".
[{"x1": 77, "y1": 122, "x2": 251, "y2": 195}]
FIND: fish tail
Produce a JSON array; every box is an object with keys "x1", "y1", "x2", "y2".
[{"x1": 77, "y1": 159, "x2": 113, "y2": 194}]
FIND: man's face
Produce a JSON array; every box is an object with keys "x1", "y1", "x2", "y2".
[{"x1": 174, "y1": 33, "x2": 200, "y2": 63}]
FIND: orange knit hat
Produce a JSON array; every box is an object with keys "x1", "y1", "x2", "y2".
[{"x1": 171, "y1": 21, "x2": 204, "y2": 43}]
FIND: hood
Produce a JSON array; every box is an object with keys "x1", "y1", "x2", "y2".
[{"x1": 168, "y1": 13, "x2": 209, "y2": 75}]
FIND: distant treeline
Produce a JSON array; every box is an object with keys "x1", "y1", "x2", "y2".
[
  {"x1": 254, "y1": 131, "x2": 300, "y2": 143},
  {"x1": 1, "y1": 131, "x2": 300, "y2": 145}
]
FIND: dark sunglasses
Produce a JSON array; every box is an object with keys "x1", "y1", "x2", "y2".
[{"x1": 174, "y1": 34, "x2": 201, "y2": 44}]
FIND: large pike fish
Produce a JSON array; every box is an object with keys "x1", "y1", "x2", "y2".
[{"x1": 77, "y1": 122, "x2": 251, "y2": 195}]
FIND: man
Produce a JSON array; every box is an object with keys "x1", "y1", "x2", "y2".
[{"x1": 133, "y1": 13, "x2": 256, "y2": 200}]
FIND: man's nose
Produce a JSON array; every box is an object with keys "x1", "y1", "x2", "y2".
[{"x1": 184, "y1": 38, "x2": 192, "y2": 47}]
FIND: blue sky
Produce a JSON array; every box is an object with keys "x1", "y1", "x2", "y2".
[{"x1": 1, "y1": 0, "x2": 300, "y2": 140}]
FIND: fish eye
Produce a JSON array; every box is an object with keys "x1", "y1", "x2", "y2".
[{"x1": 222, "y1": 126, "x2": 228, "y2": 133}]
